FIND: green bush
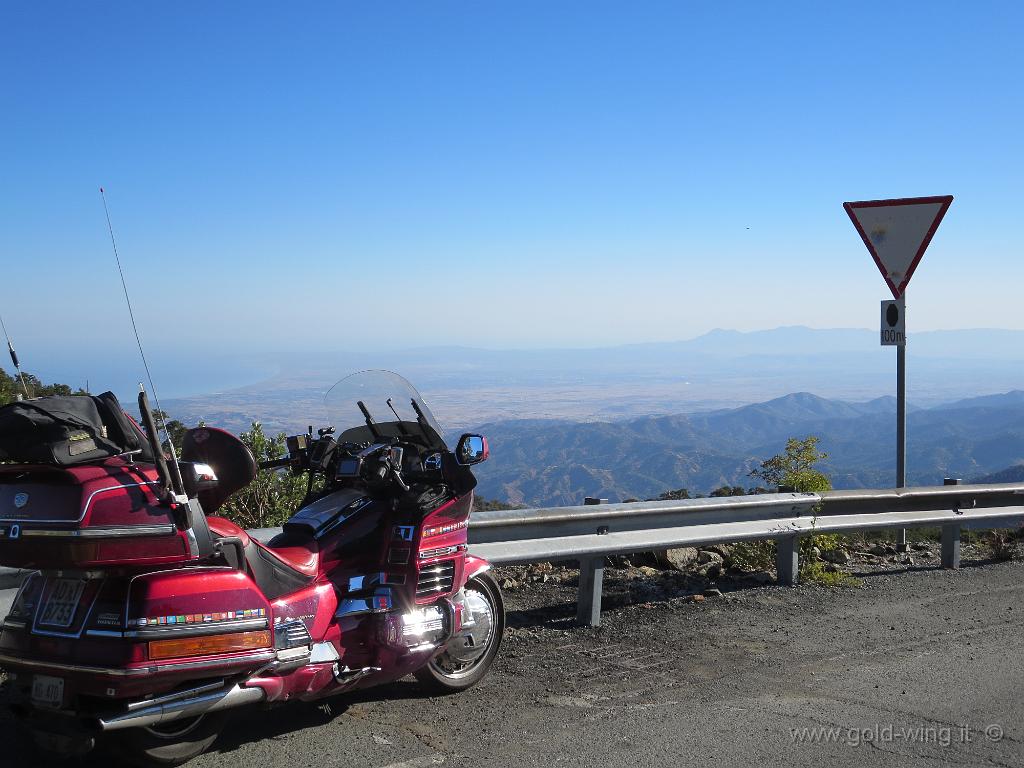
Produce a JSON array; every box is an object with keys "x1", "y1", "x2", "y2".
[
  {"x1": 729, "y1": 436, "x2": 857, "y2": 585},
  {"x1": 218, "y1": 422, "x2": 309, "y2": 529}
]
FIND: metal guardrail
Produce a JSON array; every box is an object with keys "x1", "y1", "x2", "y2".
[
  {"x1": 248, "y1": 481, "x2": 1024, "y2": 627},
  {"x1": 467, "y1": 482, "x2": 1024, "y2": 625},
  {"x1": 5, "y1": 484, "x2": 1021, "y2": 626}
]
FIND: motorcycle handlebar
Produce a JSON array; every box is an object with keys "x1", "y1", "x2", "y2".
[{"x1": 258, "y1": 457, "x2": 293, "y2": 470}]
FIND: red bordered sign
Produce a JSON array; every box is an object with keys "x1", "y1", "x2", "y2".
[{"x1": 844, "y1": 196, "x2": 953, "y2": 299}]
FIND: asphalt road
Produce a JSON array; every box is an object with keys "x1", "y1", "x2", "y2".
[{"x1": 3, "y1": 558, "x2": 1024, "y2": 767}]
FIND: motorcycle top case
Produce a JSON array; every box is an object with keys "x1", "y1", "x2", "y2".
[{"x1": 0, "y1": 459, "x2": 198, "y2": 569}]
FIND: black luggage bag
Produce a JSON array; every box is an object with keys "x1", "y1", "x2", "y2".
[{"x1": 0, "y1": 391, "x2": 152, "y2": 466}]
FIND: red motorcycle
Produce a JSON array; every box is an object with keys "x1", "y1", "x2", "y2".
[{"x1": 0, "y1": 370, "x2": 502, "y2": 765}]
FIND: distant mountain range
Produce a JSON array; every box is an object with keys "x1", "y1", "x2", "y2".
[
  {"x1": 160, "y1": 325, "x2": 1024, "y2": 432},
  {"x1": 976, "y1": 464, "x2": 1024, "y2": 483},
  {"x1": 143, "y1": 326, "x2": 1024, "y2": 508},
  {"x1": 468, "y1": 390, "x2": 1024, "y2": 506}
]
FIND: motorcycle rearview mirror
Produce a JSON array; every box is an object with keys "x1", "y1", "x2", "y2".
[
  {"x1": 178, "y1": 462, "x2": 219, "y2": 497},
  {"x1": 455, "y1": 434, "x2": 489, "y2": 466}
]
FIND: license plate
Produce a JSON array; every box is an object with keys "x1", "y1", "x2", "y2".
[
  {"x1": 31, "y1": 675, "x2": 64, "y2": 709},
  {"x1": 38, "y1": 579, "x2": 86, "y2": 628}
]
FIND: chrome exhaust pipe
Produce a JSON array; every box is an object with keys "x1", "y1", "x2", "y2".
[{"x1": 95, "y1": 684, "x2": 265, "y2": 732}]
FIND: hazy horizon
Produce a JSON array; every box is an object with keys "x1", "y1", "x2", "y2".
[{"x1": 4, "y1": 324, "x2": 1024, "y2": 406}]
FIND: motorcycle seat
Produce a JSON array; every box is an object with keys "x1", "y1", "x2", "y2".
[{"x1": 207, "y1": 516, "x2": 320, "y2": 600}]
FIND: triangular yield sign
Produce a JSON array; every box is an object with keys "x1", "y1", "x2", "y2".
[{"x1": 844, "y1": 195, "x2": 953, "y2": 299}]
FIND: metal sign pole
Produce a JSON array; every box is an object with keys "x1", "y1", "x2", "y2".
[{"x1": 897, "y1": 339, "x2": 905, "y2": 548}]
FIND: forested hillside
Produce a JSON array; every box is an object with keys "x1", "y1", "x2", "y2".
[
  {"x1": 469, "y1": 391, "x2": 1024, "y2": 506},
  {"x1": 0, "y1": 367, "x2": 82, "y2": 406}
]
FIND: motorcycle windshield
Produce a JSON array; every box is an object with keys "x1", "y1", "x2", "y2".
[{"x1": 324, "y1": 370, "x2": 447, "y2": 451}]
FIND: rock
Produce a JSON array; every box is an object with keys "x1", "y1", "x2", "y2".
[
  {"x1": 901, "y1": 556, "x2": 915, "y2": 566},
  {"x1": 811, "y1": 546, "x2": 822, "y2": 560},
  {"x1": 823, "y1": 562, "x2": 839, "y2": 573},
  {"x1": 702, "y1": 588, "x2": 723, "y2": 598},
  {"x1": 705, "y1": 564, "x2": 723, "y2": 579},
  {"x1": 919, "y1": 551, "x2": 933, "y2": 560},
  {"x1": 911, "y1": 542, "x2": 931, "y2": 552},
  {"x1": 822, "y1": 548, "x2": 850, "y2": 565},
  {"x1": 637, "y1": 566, "x2": 661, "y2": 577},
  {"x1": 501, "y1": 578, "x2": 519, "y2": 590},
  {"x1": 692, "y1": 594, "x2": 706, "y2": 603},
  {"x1": 747, "y1": 570, "x2": 773, "y2": 584},
  {"x1": 659, "y1": 547, "x2": 700, "y2": 571},
  {"x1": 697, "y1": 550, "x2": 724, "y2": 565},
  {"x1": 706, "y1": 544, "x2": 733, "y2": 559},
  {"x1": 869, "y1": 544, "x2": 888, "y2": 556}
]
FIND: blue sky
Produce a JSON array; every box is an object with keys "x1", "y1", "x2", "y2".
[{"x1": 1, "y1": 2, "x2": 1022, "y2": 391}]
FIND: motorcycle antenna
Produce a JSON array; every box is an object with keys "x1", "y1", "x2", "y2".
[
  {"x1": 99, "y1": 187, "x2": 185, "y2": 496},
  {"x1": 0, "y1": 312, "x2": 31, "y2": 399}
]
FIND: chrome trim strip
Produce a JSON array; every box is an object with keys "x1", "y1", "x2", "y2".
[
  {"x1": 85, "y1": 629, "x2": 124, "y2": 638},
  {"x1": 417, "y1": 581, "x2": 451, "y2": 589},
  {"x1": 275, "y1": 646, "x2": 311, "y2": 663},
  {"x1": 21, "y1": 525, "x2": 176, "y2": 539},
  {"x1": 465, "y1": 561, "x2": 493, "y2": 580},
  {"x1": 416, "y1": 585, "x2": 451, "y2": 595},
  {"x1": 336, "y1": 587, "x2": 393, "y2": 618},
  {"x1": 1, "y1": 618, "x2": 28, "y2": 630},
  {"x1": 419, "y1": 545, "x2": 460, "y2": 559},
  {"x1": 87, "y1": 618, "x2": 270, "y2": 640},
  {"x1": 0, "y1": 649, "x2": 276, "y2": 677},
  {"x1": 129, "y1": 619, "x2": 269, "y2": 640},
  {"x1": 309, "y1": 641, "x2": 340, "y2": 663}
]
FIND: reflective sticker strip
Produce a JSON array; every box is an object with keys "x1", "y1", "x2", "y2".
[
  {"x1": 132, "y1": 607, "x2": 266, "y2": 627},
  {"x1": 423, "y1": 519, "x2": 468, "y2": 538}
]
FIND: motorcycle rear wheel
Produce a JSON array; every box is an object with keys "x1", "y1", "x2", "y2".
[
  {"x1": 414, "y1": 572, "x2": 504, "y2": 693},
  {"x1": 108, "y1": 711, "x2": 228, "y2": 767}
]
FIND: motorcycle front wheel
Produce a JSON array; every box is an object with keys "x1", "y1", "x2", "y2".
[{"x1": 414, "y1": 571, "x2": 504, "y2": 693}]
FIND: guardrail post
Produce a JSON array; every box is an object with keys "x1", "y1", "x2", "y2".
[
  {"x1": 576, "y1": 497, "x2": 608, "y2": 627},
  {"x1": 941, "y1": 524, "x2": 961, "y2": 569},
  {"x1": 775, "y1": 535, "x2": 799, "y2": 586},
  {"x1": 942, "y1": 478, "x2": 962, "y2": 569},
  {"x1": 577, "y1": 556, "x2": 605, "y2": 627}
]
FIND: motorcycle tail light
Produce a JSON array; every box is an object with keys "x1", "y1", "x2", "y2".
[
  {"x1": 148, "y1": 630, "x2": 271, "y2": 660},
  {"x1": 37, "y1": 537, "x2": 188, "y2": 566},
  {"x1": 93, "y1": 537, "x2": 188, "y2": 563}
]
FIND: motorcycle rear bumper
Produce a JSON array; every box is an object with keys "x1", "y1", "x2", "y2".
[{"x1": 0, "y1": 647, "x2": 276, "y2": 700}]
